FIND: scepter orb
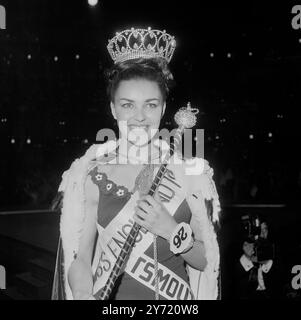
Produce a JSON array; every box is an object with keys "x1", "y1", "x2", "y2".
[{"x1": 174, "y1": 102, "x2": 199, "y2": 129}]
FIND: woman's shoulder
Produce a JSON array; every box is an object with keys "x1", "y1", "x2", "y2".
[
  {"x1": 170, "y1": 152, "x2": 218, "y2": 197},
  {"x1": 171, "y1": 152, "x2": 214, "y2": 178},
  {"x1": 58, "y1": 142, "x2": 117, "y2": 192},
  {"x1": 65, "y1": 142, "x2": 117, "y2": 171}
]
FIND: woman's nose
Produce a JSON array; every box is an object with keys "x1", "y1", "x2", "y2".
[{"x1": 135, "y1": 107, "x2": 146, "y2": 122}]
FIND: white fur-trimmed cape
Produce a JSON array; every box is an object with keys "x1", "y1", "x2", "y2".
[{"x1": 54, "y1": 142, "x2": 221, "y2": 300}]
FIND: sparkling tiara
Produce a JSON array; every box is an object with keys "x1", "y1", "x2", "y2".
[{"x1": 107, "y1": 27, "x2": 176, "y2": 64}]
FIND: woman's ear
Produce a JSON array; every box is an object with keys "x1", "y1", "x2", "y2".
[{"x1": 110, "y1": 101, "x2": 117, "y2": 120}]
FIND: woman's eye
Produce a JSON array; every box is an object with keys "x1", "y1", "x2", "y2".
[
  {"x1": 147, "y1": 103, "x2": 158, "y2": 109},
  {"x1": 121, "y1": 103, "x2": 133, "y2": 109}
]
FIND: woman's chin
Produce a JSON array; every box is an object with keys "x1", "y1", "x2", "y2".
[
  {"x1": 126, "y1": 133, "x2": 156, "y2": 147},
  {"x1": 127, "y1": 139, "x2": 151, "y2": 148}
]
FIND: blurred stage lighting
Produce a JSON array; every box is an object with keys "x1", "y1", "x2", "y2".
[{"x1": 88, "y1": 0, "x2": 98, "y2": 6}]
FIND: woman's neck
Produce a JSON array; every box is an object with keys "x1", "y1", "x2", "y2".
[{"x1": 117, "y1": 138, "x2": 160, "y2": 164}]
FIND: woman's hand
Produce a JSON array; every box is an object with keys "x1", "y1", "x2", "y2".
[
  {"x1": 73, "y1": 290, "x2": 95, "y2": 300},
  {"x1": 133, "y1": 193, "x2": 178, "y2": 240}
]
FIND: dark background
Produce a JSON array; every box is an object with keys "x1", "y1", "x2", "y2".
[
  {"x1": 1, "y1": 0, "x2": 301, "y2": 209},
  {"x1": 0, "y1": 0, "x2": 301, "y2": 300}
]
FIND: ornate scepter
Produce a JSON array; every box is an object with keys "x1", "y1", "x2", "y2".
[{"x1": 93, "y1": 102, "x2": 199, "y2": 300}]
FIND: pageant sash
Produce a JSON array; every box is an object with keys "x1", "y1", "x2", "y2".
[
  {"x1": 125, "y1": 252, "x2": 194, "y2": 300},
  {"x1": 92, "y1": 168, "x2": 193, "y2": 299}
]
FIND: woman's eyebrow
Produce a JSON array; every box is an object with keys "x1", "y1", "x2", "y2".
[
  {"x1": 119, "y1": 98, "x2": 134, "y2": 102},
  {"x1": 119, "y1": 98, "x2": 160, "y2": 102},
  {"x1": 145, "y1": 98, "x2": 160, "y2": 102}
]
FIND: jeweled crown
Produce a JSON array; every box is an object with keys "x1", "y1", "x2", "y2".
[{"x1": 107, "y1": 27, "x2": 176, "y2": 64}]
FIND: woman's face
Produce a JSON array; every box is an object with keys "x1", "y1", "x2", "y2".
[
  {"x1": 243, "y1": 241, "x2": 255, "y2": 258},
  {"x1": 110, "y1": 78, "x2": 166, "y2": 146}
]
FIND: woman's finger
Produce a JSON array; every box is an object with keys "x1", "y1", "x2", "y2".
[
  {"x1": 133, "y1": 213, "x2": 150, "y2": 229},
  {"x1": 153, "y1": 191, "x2": 162, "y2": 203},
  {"x1": 133, "y1": 213, "x2": 144, "y2": 225},
  {"x1": 134, "y1": 208, "x2": 148, "y2": 220},
  {"x1": 141, "y1": 195, "x2": 161, "y2": 210},
  {"x1": 137, "y1": 200, "x2": 153, "y2": 213}
]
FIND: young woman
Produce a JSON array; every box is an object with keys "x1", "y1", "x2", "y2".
[{"x1": 52, "y1": 27, "x2": 220, "y2": 300}]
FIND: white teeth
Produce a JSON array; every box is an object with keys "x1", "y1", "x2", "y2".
[{"x1": 130, "y1": 126, "x2": 148, "y2": 129}]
